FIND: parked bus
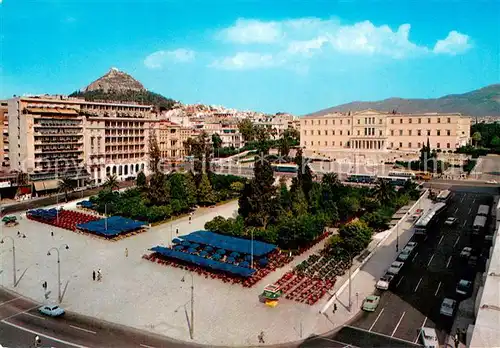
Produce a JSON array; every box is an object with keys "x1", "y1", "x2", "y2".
[
  {"x1": 436, "y1": 190, "x2": 452, "y2": 203},
  {"x1": 388, "y1": 171, "x2": 416, "y2": 180},
  {"x1": 414, "y1": 202, "x2": 447, "y2": 235},
  {"x1": 415, "y1": 172, "x2": 432, "y2": 181},
  {"x1": 472, "y1": 215, "x2": 487, "y2": 235},
  {"x1": 346, "y1": 173, "x2": 376, "y2": 184},
  {"x1": 377, "y1": 175, "x2": 411, "y2": 186},
  {"x1": 477, "y1": 205, "x2": 490, "y2": 217},
  {"x1": 271, "y1": 164, "x2": 298, "y2": 173}
]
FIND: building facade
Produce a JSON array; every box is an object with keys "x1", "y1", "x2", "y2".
[
  {"x1": 6, "y1": 96, "x2": 158, "y2": 190},
  {"x1": 158, "y1": 120, "x2": 195, "y2": 162},
  {"x1": 0, "y1": 102, "x2": 9, "y2": 168},
  {"x1": 300, "y1": 109, "x2": 471, "y2": 161},
  {"x1": 200, "y1": 116, "x2": 244, "y2": 149}
]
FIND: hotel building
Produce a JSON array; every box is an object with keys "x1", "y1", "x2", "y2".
[
  {"x1": 0, "y1": 101, "x2": 9, "y2": 168},
  {"x1": 300, "y1": 109, "x2": 471, "y2": 162},
  {"x1": 158, "y1": 120, "x2": 196, "y2": 162},
  {"x1": 6, "y1": 96, "x2": 158, "y2": 192}
]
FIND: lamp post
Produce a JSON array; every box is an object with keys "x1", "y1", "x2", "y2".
[
  {"x1": 47, "y1": 244, "x2": 69, "y2": 303},
  {"x1": 347, "y1": 251, "x2": 354, "y2": 311},
  {"x1": 0, "y1": 236, "x2": 17, "y2": 287},
  {"x1": 104, "y1": 203, "x2": 108, "y2": 231},
  {"x1": 180, "y1": 273, "x2": 194, "y2": 339},
  {"x1": 251, "y1": 229, "x2": 254, "y2": 269}
]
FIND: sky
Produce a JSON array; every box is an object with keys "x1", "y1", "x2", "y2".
[{"x1": 0, "y1": 0, "x2": 499, "y2": 115}]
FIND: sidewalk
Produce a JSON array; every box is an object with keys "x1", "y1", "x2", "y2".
[{"x1": 320, "y1": 195, "x2": 432, "y2": 325}]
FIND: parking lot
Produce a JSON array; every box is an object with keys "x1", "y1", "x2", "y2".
[{"x1": 335, "y1": 188, "x2": 493, "y2": 346}]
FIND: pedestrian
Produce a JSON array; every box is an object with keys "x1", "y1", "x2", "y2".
[
  {"x1": 51, "y1": 231, "x2": 54, "y2": 237},
  {"x1": 125, "y1": 248, "x2": 128, "y2": 257},
  {"x1": 97, "y1": 268, "x2": 102, "y2": 281},
  {"x1": 93, "y1": 270, "x2": 96, "y2": 281},
  {"x1": 258, "y1": 331, "x2": 265, "y2": 343},
  {"x1": 454, "y1": 335, "x2": 459, "y2": 348},
  {"x1": 17, "y1": 231, "x2": 21, "y2": 237},
  {"x1": 333, "y1": 303, "x2": 337, "y2": 312}
]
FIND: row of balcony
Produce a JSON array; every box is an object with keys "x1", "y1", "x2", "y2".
[
  {"x1": 35, "y1": 130, "x2": 82, "y2": 136},
  {"x1": 35, "y1": 122, "x2": 82, "y2": 128},
  {"x1": 104, "y1": 131, "x2": 145, "y2": 136},
  {"x1": 35, "y1": 140, "x2": 83, "y2": 145},
  {"x1": 35, "y1": 155, "x2": 82, "y2": 162}
]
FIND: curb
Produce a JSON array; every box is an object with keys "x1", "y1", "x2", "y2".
[{"x1": 320, "y1": 189, "x2": 429, "y2": 314}]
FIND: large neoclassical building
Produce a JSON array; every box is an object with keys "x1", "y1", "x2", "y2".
[{"x1": 300, "y1": 109, "x2": 471, "y2": 161}]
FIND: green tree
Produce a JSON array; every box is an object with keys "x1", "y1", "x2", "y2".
[
  {"x1": 472, "y1": 131, "x2": 482, "y2": 146},
  {"x1": 148, "y1": 172, "x2": 169, "y2": 205},
  {"x1": 254, "y1": 125, "x2": 272, "y2": 154},
  {"x1": 338, "y1": 196, "x2": 360, "y2": 221},
  {"x1": 339, "y1": 220, "x2": 373, "y2": 253},
  {"x1": 371, "y1": 178, "x2": 396, "y2": 205},
  {"x1": 212, "y1": 133, "x2": 223, "y2": 150},
  {"x1": 294, "y1": 148, "x2": 313, "y2": 200},
  {"x1": 58, "y1": 176, "x2": 75, "y2": 202},
  {"x1": 491, "y1": 135, "x2": 500, "y2": 148},
  {"x1": 184, "y1": 171, "x2": 198, "y2": 206},
  {"x1": 238, "y1": 118, "x2": 256, "y2": 142},
  {"x1": 136, "y1": 171, "x2": 147, "y2": 189},
  {"x1": 291, "y1": 187, "x2": 308, "y2": 216},
  {"x1": 148, "y1": 135, "x2": 161, "y2": 174},
  {"x1": 104, "y1": 174, "x2": 119, "y2": 191},
  {"x1": 197, "y1": 173, "x2": 216, "y2": 206},
  {"x1": 229, "y1": 181, "x2": 245, "y2": 192}
]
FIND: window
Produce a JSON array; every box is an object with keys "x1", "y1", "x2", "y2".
[
  {"x1": 379, "y1": 119, "x2": 383, "y2": 124},
  {"x1": 437, "y1": 143, "x2": 440, "y2": 148},
  {"x1": 408, "y1": 130, "x2": 412, "y2": 136},
  {"x1": 347, "y1": 130, "x2": 350, "y2": 135},
  {"x1": 437, "y1": 130, "x2": 441, "y2": 136},
  {"x1": 428, "y1": 118, "x2": 431, "y2": 123},
  {"x1": 364, "y1": 128, "x2": 367, "y2": 136},
  {"x1": 358, "y1": 119, "x2": 361, "y2": 124},
  {"x1": 399, "y1": 130, "x2": 403, "y2": 136},
  {"x1": 333, "y1": 120, "x2": 335, "y2": 125},
  {"x1": 340, "y1": 120, "x2": 343, "y2": 125},
  {"x1": 304, "y1": 141, "x2": 307, "y2": 146},
  {"x1": 427, "y1": 130, "x2": 431, "y2": 136},
  {"x1": 332, "y1": 130, "x2": 335, "y2": 135},
  {"x1": 418, "y1": 118, "x2": 422, "y2": 124},
  {"x1": 325, "y1": 120, "x2": 328, "y2": 125},
  {"x1": 348, "y1": 119, "x2": 350, "y2": 125},
  {"x1": 409, "y1": 142, "x2": 412, "y2": 148},
  {"x1": 317, "y1": 141, "x2": 321, "y2": 145},
  {"x1": 400, "y1": 118, "x2": 403, "y2": 124},
  {"x1": 317, "y1": 130, "x2": 321, "y2": 135},
  {"x1": 357, "y1": 130, "x2": 360, "y2": 135},
  {"x1": 437, "y1": 118, "x2": 441, "y2": 123},
  {"x1": 340, "y1": 141, "x2": 343, "y2": 147},
  {"x1": 390, "y1": 130, "x2": 394, "y2": 136},
  {"x1": 379, "y1": 130, "x2": 383, "y2": 136},
  {"x1": 325, "y1": 141, "x2": 327, "y2": 146},
  {"x1": 304, "y1": 130, "x2": 307, "y2": 136},
  {"x1": 446, "y1": 130, "x2": 451, "y2": 136},
  {"x1": 399, "y1": 142, "x2": 403, "y2": 148},
  {"x1": 340, "y1": 130, "x2": 343, "y2": 135},
  {"x1": 324, "y1": 130, "x2": 328, "y2": 135},
  {"x1": 447, "y1": 118, "x2": 451, "y2": 123},
  {"x1": 372, "y1": 117, "x2": 375, "y2": 124},
  {"x1": 417, "y1": 130, "x2": 422, "y2": 136},
  {"x1": 332, "y1": 141, "x2": 335, "y2": 146},
  {"x1": 390, "y1": 142, "x2": 394, "y2": 148},
  {"x1": 447, "y1": 143, "x2": 450, "y2": 148},
  {"x1": 304, "y1": 120, "x2": 307, "y2": 125},
  {"x1": 391, "y1": 119, "x2": 394, "y2": 124},
  {"x1": 418, "y1": 142, "x2": 421, "y2": 148}
]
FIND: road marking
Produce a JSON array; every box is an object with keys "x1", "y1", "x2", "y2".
[
  {"x1": 463, "y1": 221, "x2": 467, "y2": 227},
  {"x1": 412, "y1": 252, "x2": 419, "y2": 261},
  {"x1": 396, "y1": 276, "x2": 404, "y2": 288},
  {"x1": 414, "y1": 277, "x2": 423, "y2": 292},
  {"x1": 468, "y1": 207, "x2": 472, "y2": 214},
  {"x1": 461, "y1": 195, "x2": 466, "y2": 203},
  {"x1": 415, "y1": 317, "x2": 428, "y2": 343},
  {"x1": 447, "y1": 256, "x2": 452, "y2": 268},
  {"x1": 434, "y1": 282, "x2": 442, "y2": 296},
  {"x1": 22, "y1": 312, "x2": 46, "y2": 320},
  {"x1": 438, "y1": 236, "x2": 444, "y2": 245},
  {"x1": 140, "y1": 344, "x2": 157, "y2": 348},
  {"x1": 454, "y1": 236, "x2": 460, "y2": 248},
  {"x1": 0, "y1": 297, "x2": 21, "y2": 306},
  {"x1": 391, "y1": 312, "x2": 406, "y2": 337},
  {"x1": 454, "y1": 207, "x2": 458, "y2": 214},
  {"x1": 0, "y1": 304, "x2": 40, "y2": 321},
  {"x1": 369, "y1": 308, "x2": 385, "y2": 331},
  {"x1": 69, "y1": 324, "x2": 97, "y2": 334},
  {"x1": 1, "y1": 319, "x2": 89, "y2": 347},
  {"x1": 427, "y1": 254, "x2": 435, "y2": 267},
  {"x1": 316, "y1": 337, "x2": 357, "y2": 347},
  {"x1": 472, "y1": 198, "x2": 476, "y2": 204}
]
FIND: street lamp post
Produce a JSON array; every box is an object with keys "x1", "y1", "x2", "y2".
[
  {"x1": 104, "y1": 203, "x2": 108, "y2": 231},
  {"x1": 251, "y1": 229, "x2": 254, "y2": 269},
  {"x1": 348, "y1": 251, "x2": 354, "y2": 311},
  {"x1": 181, "y1": 273, "x2": 194, "y2": 339},
  {"x1": 0, "y1": 236, "x2": 17, "y2": 287},
  {"x1": 47, "y1": 244, "x2": 69, "y2": 303}
]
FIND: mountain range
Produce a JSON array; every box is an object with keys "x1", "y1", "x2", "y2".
[{"x1": 306, "y1": 84, "x2": 500, "y2": 117}]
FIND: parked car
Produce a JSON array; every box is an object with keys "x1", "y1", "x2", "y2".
[
  {"x1": 39, "y1": 305, "x2": 65, "y2": 317},
  {"x1": 468, "y1": 256, "x2": 478, "y2": 267},
  {"x1": 439, "y1": 298, "x2": 456, "y2": 316},
  {"x1": 460, "y1": 247, "x2": 472, "y2": 258},
  {"x1": 362, "y1": 295, "x2": 380, "y2": 312},
  {"x1": 376, "y1": 273, "x2": 395, "y2": 290},
  {"x1": 397, "y1": 247, "x2": 413, "y2": 262},
  {"x1": 456, "y1": 279, "x2": 472, "y2": 296},
  {"x1": 445, "y1": 217, "x2": 457, "y2": 226},
  {"x1": 387, "y1": 261, "x2": 405, "y2": 275},
  {"x1": 405, "y1": 241, "x2": 418, "y2": 252},
  {"x1": 419, "y1": 327, "x2": 439, "y2": 348}
]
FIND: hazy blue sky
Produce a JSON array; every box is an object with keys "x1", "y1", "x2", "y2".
[{"x1": 1, "y1": 0, "x2": 499, "y2": 114}]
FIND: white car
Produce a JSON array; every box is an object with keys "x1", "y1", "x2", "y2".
[
  {"x1": 460, "y1": 247, "x2": 472, "y2": 258},
  {"x1": 445, "y1": 217, "x2": 457, "y2": 226},
  {"x1": 387, "y1": 261, "x2": 405, "y2": 275},
  {"x1": 397, "y1": 247, "x2": 413, "y2": 261},
  {"x1": 486, "y1": 180, "x2": 498, "y2": 184},
  {"x1": 439, "y1": 298, "x2": 457, "y2": 316},
  {"x1": 376, "y1": 273, "x2": 395, "y2": 290},
  {"x1": 406, "y1": 241, "x2": 418, "y2": 252},
  {"x1": 419, "y1": 327, "x2": 439, "y2": 348}
]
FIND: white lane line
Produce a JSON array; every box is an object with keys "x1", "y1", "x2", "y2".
[
  {"x1": 0, "y1": 304, "x2": 40, "y2": 321},
  {"x1": 22, "y1": 312, "x2": 46, "y2": 320},
  {"x1": 0, "y1": 297, "x2": 21, "y2": 306},
  {"x1": 468, "y1": 207, "x2": 472, "y2": 214},
  {"x1": 412, "y1": 252, "x2": 419, "y2": 261},
  {"x1": 414, "y1": 277, "x2": 423, "y2": 292},
  {"x1": 391, "y1": 312, "x2": 406, "y2": 337},
  {"x1": 369, "y1": 308, "x2": 385, "y2": 332},
  {"x1": 434, "y1": 282, "x2": 442, "y2": 296},
  {"x1": 438, "y1": 236, "x2": 444, "y2": 245},
  {"x1": 415, "y1": 317, "x2": 428, "y2": 343},
  {"x1": 396, "y1": 276, "x2": 404, "y2": 288},
  {"x1": 461, "y1": 195, "x2": 466, "y2": 203},
  {"x1": 472, "y1": 198, "x2": 476, "y2": 204},
  {"x1": 447, "y1": 256, "x2": 452, "y2": 268},
  {"x1": 463, "y1": 221, "x2": 467, "y2": 228},
  {"x1": 454, "y1": 207, "x2": 458, "y2": 214},
  {"x1": 1, "y1": 319, "x2": 89, "y2": 348},
  {"x1": 140, "y1": 344, "x2": 157, "y2": 348},
  {"x1": 454, "y1": 236, "x2": 460, "y2": 248},
  {"x1": 69, "y1": 324, "x2": 97, "y2": 335},
  {"x1": 427, "y1": 254, "x2": 435, "y2": 267}
]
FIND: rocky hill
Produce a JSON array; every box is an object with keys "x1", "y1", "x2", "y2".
[
  {"x1": 306, "y1": 84, "x2": 500, "y2": 117},
  {"x1": 69, "y1": 68, "x2": 176, "y2": 111}
]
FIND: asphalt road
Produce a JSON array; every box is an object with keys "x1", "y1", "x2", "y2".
[
  {"x1": 331, "y1": 187, "x2": 493, "y2": 347},
  {"x1": 0, "y1": 288, "x2": 199, "y2": 348}
]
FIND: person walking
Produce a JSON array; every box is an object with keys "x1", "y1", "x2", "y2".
[
  {"x1": 92, "y1": 270, "x2": 96, "y2": 281},
  {"x1": 97, "y1": 268, "x2": 102, "y2": 281},
  {"x1": 125, "y1": 248, "x2": 128, "y2": 257},
  {"x1": 333, "y1": 303, "x2": 337, "y2": 313},
  {"x1": 258, "y1": 331, "x2": 265, "y2": 343}
]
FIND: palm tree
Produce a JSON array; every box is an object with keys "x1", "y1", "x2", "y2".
[
  {"x1": 104, "y1": 174, "x2": 119, "y2": 191},
  {"x1": 401, "y1": 180, "x2": 420, "y2": 199},
  {"x1": 58, "y1": 176, "x2": 75, "y2": 202},
  {"x1": 372, "y1": 178, "x2": 396, "y2": 204},
  {"x1": 322, "y1": 173, "x2": 341, "y2": 189}
]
